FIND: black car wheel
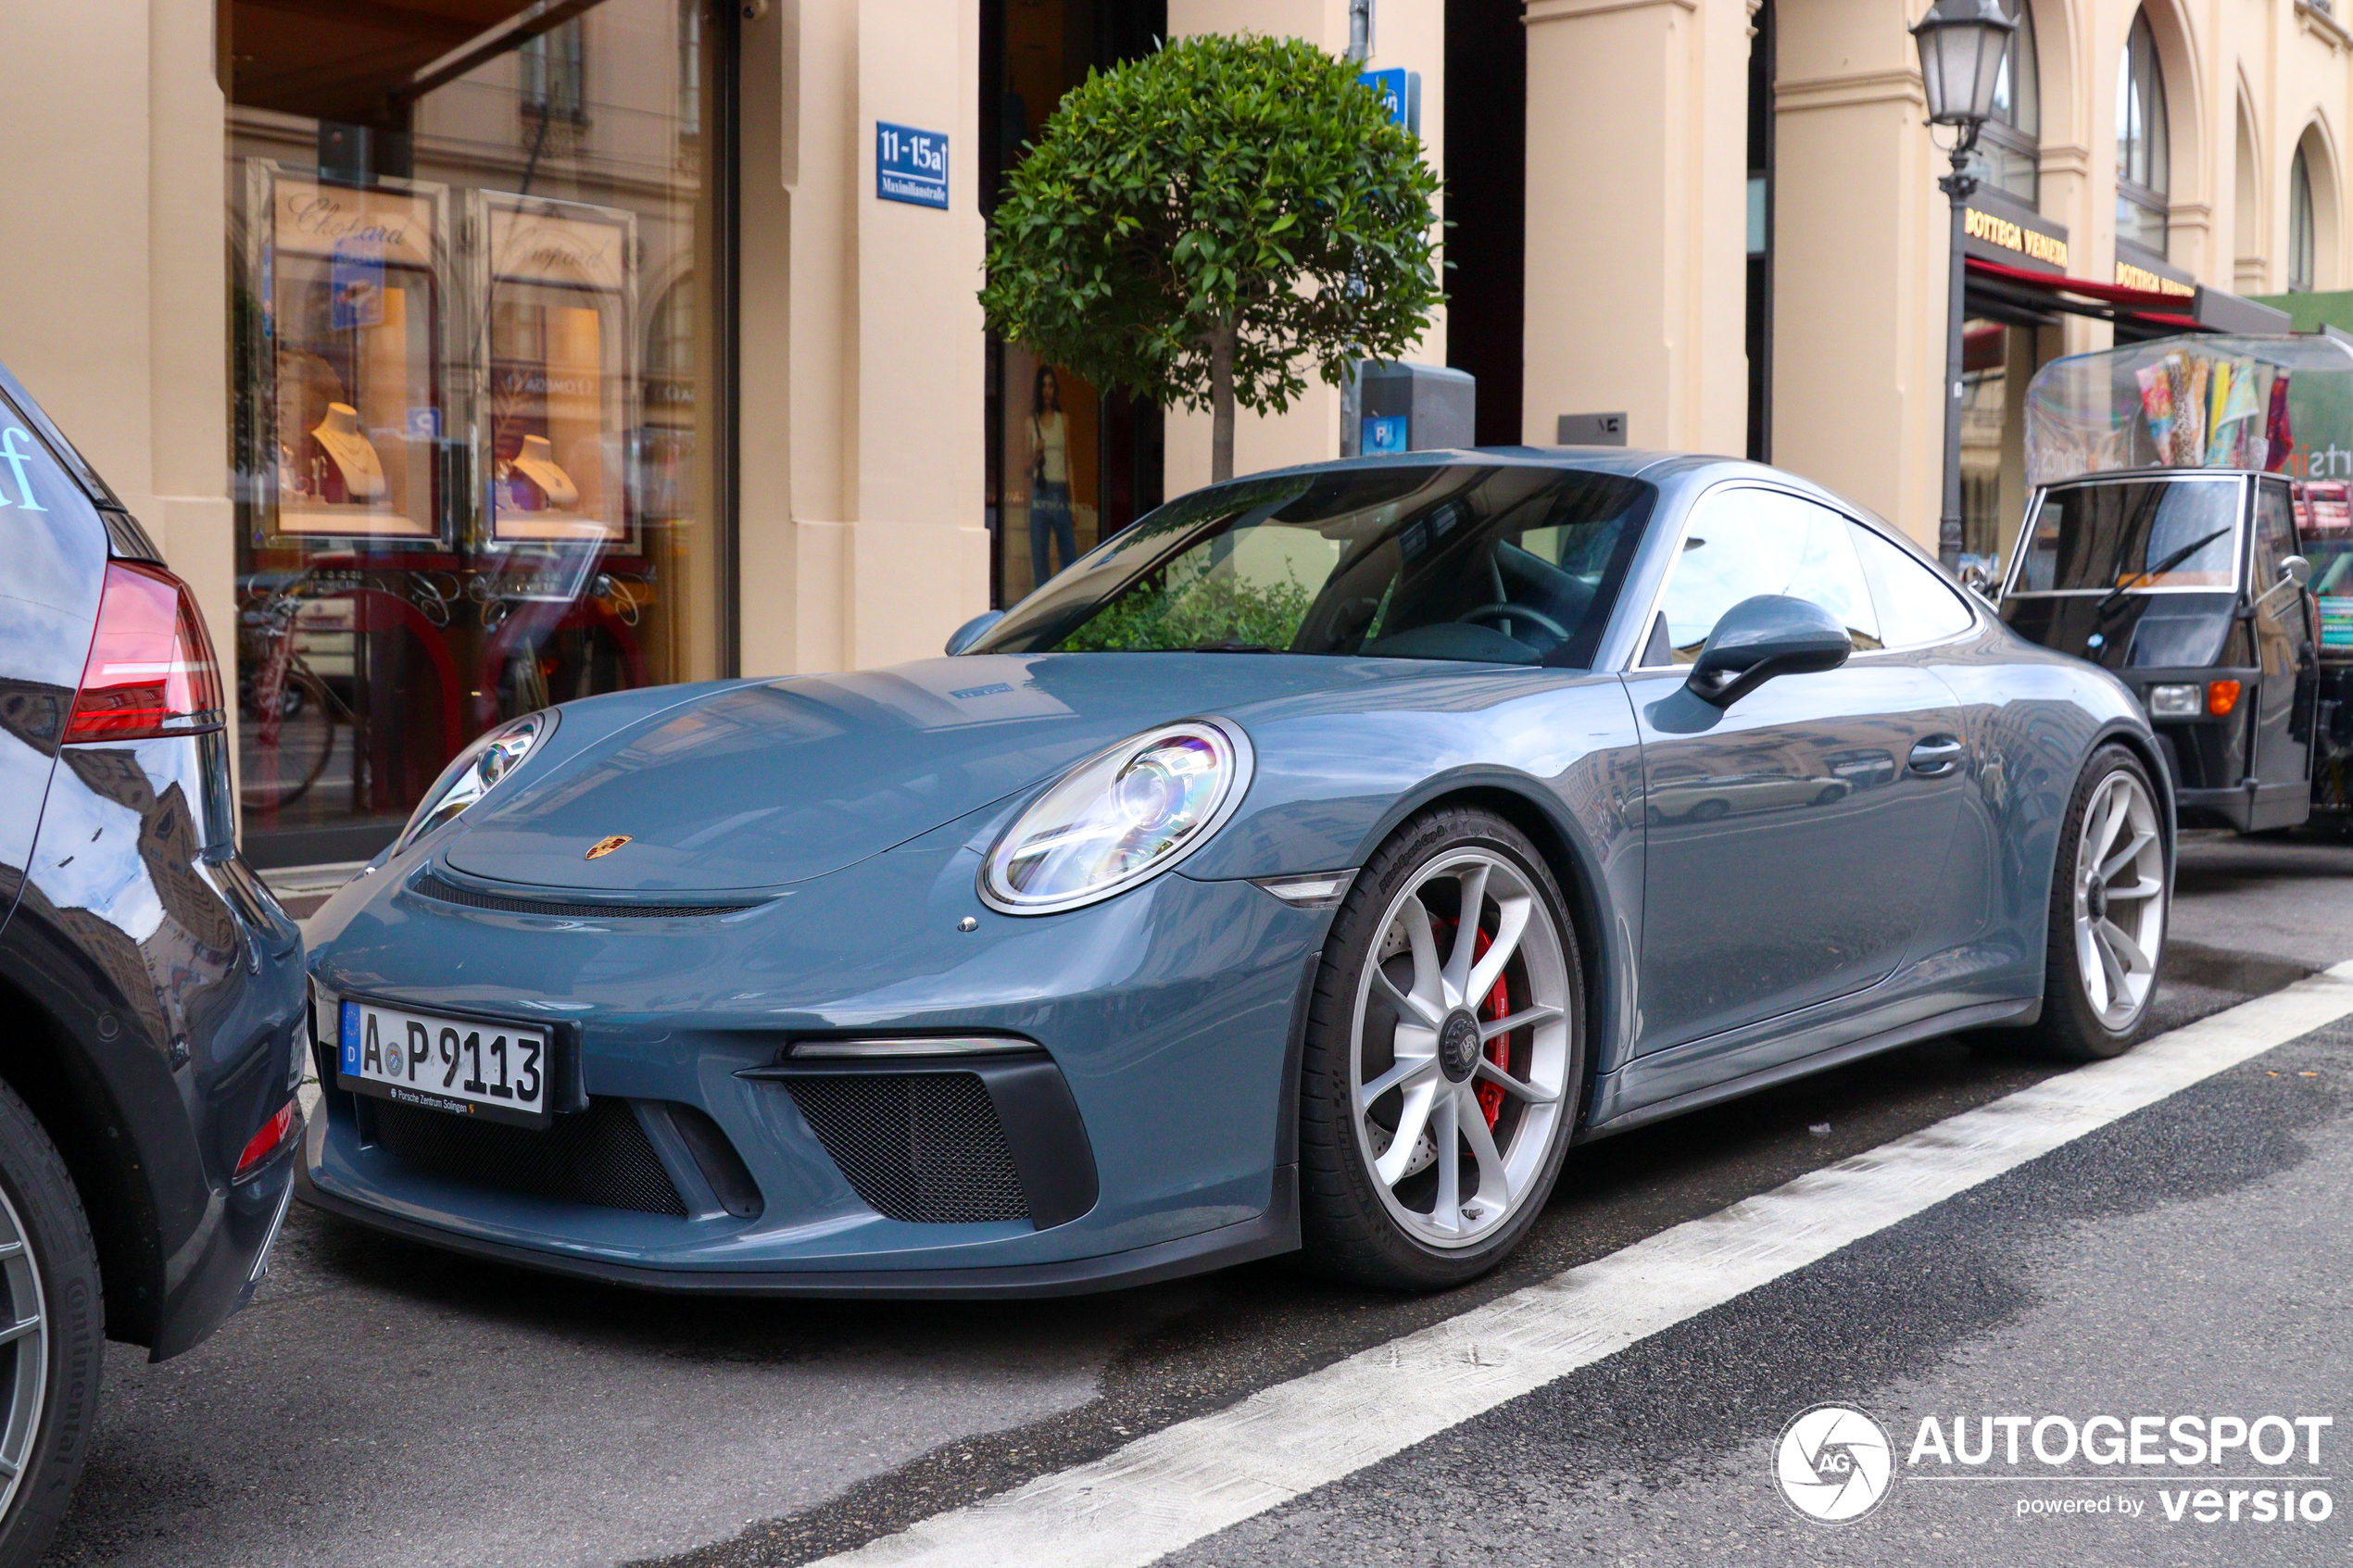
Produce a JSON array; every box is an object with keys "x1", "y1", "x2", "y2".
[
  {"x1": 0, "y1": 1082, "x2": 102, "y2": 1568},
  {"x1": 1298, "y1": 806, "x2": 1585, "y2": 1290},
  {"x1": 2030, "y1": 745, "x2": 2169, "y2": 1060}
]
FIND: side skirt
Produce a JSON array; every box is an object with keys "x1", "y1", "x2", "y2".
[{"x1": 1573, "y1": 997, "x2": 2041, "y2": 1144}]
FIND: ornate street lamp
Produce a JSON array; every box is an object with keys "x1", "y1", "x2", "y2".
[{"x1": 1912, "y1": 0, "x2": 2018, "y2": 569}]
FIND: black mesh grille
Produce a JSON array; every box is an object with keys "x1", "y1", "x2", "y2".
[
  {"x1": 411, "y1": 871, "x2": 763, "y2": 920},
  {"x1": 785, "y1": 1074, "x2": 1029, "y2": 1224},
  {"x1": 368, "y1": 1097, "x2": 688, "y2": 1217}
]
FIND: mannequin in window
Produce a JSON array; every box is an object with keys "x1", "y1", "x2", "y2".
[
  {"x1": 1027, "y1": 367, "x2": 1076, "y2": 587},
  {"x1": 309, "y1": 402, "x2": 386, "y2": 503}
]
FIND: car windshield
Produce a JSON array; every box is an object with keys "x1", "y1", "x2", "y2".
[
  {"x1": 2016, "y1": 477, "x2": 2242, "y2": 593},
  {"x1": 971, "y1": 464, "x2": 1655, "y2": 667}
]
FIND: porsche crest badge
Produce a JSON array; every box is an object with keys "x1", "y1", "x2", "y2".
[{"x1": 585, "y1": 834, "x2": 633, "y2": 860}]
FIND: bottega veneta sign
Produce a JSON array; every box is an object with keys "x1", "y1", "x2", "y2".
[{"x1": 1963, "y1": 205, "x2": 2070, "y2": 270}]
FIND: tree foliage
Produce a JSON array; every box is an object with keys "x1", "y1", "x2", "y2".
[
  {"x1": 980, "y1": 33, "x2": 1442, "y2": 480},
  {"x1": 1055, "y1": 558, "x2": 1314, "y2": 652}
]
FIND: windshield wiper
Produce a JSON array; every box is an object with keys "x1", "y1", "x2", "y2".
[
  {"x1": 2095, "y1": 527, "x2": 2232, "y2": 619},
  {"x1": 1181, "y1": 640, "x2": 1284, "y2": 654}
]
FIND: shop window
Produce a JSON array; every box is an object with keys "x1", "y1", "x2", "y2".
[
  {"x1": 981, "y1": 0, "x2": 1166, "y2": 609},
  {"x1": 2116, "y1": 12, "x2": 2171, "y2": 255},
  {"x1": 225, "y1": 0, "x2": 732, "y2": 868},
  {"x1": 1959, "y1": 320, "x2": 2007, "y2": 563},
  {"x1": 1970, "y1": 0, "x2": 2040, "y2": 205},
  {"x1": 2291, "y1": 143, "x2": 2318, "y2": 293}
]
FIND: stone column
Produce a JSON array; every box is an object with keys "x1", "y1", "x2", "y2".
[
  {"x1": 1518, "y1": 0, "x2": 1750, "y2": 455},
  {"x1": 740, "y1": 0, "x2": 989, "y2": 677},
  {"x1": 1769, "y1": 0, "x2": 1946, "y2": 546}
]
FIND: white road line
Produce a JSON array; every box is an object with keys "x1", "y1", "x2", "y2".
[{"x1": 820, "y1": 963, "x2": 2353, "y2": 1568}]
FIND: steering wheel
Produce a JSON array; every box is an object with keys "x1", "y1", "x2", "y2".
[{"x1": 1460, "y1": 601, "x2": 1570, "y2": 644}]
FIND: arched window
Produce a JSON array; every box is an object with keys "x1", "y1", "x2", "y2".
[
  {"x1": 1975, "y1": 0, "x2": 2041, "y2": 202},
  {"x1": 2291, "y1": 143, "x2": 2318, "y2": 292},
  {"x1": 2116, "y1": 11, "x2": 2171, "y2": 253}
]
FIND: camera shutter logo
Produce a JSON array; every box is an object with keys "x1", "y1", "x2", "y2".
[{"x1": 1775, "y1": 1404, "x2": 1894, "y2": 1524}]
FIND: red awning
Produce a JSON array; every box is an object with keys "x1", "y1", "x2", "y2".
[{"x1": 1965, "y1": 256, "x2": 2203, "y2": 332}]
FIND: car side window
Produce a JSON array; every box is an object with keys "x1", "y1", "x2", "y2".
[
  {"x1": 1644, "y1": 488, "x2": 1881, "y2": 666},
  {"x1": 2252, "y1": 483, "x2": 2297, "y2": 590},
  {"x1": 1850, "y1": 522, "x2": 1977, "y2": 646}
]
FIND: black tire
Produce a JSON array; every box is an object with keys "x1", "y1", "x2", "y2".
[
  {"x1": 2029, "y1": 745, "x2": 2170, "y2": 1060},
  {"x1": 0, "y1": 1082, "x2": 102, "y2": 1568},
  {"x1": 1297, "y1": 806, "x2": 1586, "y2": 1290}
]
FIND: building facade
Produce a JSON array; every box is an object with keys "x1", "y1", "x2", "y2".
[{"x1": 1, "y1": 0, "x2": 2347, "y2": 868}]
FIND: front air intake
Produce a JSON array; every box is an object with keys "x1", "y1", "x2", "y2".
[
  {"x1": 368, "y1": 1097, "x2": 688, "y2": 1218},
  {"x1": 784, "y1": 1073, "x2": 1030, "y2": 1224}
]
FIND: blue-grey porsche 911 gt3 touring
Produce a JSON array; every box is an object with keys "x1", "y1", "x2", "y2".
[{"x1": 301, "y1": 450, "x2": 2173, "y2": 1294}]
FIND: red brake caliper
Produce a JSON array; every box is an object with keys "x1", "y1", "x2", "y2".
[{"x1": 1469, "y1": 928, "x2": 1511, "y2": 1128}]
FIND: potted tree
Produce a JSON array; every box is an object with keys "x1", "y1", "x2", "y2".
[{"x1": 982, "y1": 33, "x2": 1442, "y2": 484}]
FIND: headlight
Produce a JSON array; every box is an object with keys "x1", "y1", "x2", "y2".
[
  {"x1": 2145, "y1": 684, "x2": 2202, "y2": 719},
  {"x1": 393, "y1": 710, "x2": 557, "y2": 856},
  {"x1": 980, "y1": 719, "x2": 1252, "y2": 914}
]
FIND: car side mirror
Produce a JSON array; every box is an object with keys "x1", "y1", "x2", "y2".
[
  {"x1": 945, "y1": 609, "x2": 1006, "y2": 656},
  {"x1": 1684, "y1": 595, "x2": 1852, "y2": 708},
  {"x1": 2251, "y1": 555, "x2": 2311, "y2": 613},
  {"x1": 1960, "y1": 558, "x2": 2001, "y2": 601}
]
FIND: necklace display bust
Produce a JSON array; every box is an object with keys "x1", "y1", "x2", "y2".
[
  {"x1": 310, "y1": 403, "x2": 387, "y2": 502},
  {"x1": 509, "y1": 433, "x2": 580, "y2": 509}
]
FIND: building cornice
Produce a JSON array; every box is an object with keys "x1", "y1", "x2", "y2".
[
  {"x1": 2296, "y1": 1, "x2": 2350, "y2": 54},
  {"x1": 1525, "y1": 0, "x2": 1698, "y2": 26},
  {"x1": 1774, "y1": 69, "x2": 1925, "y2": 114}
]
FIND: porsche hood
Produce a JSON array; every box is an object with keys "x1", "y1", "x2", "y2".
[{"x1": 436, "y1": 654, "x2": 1403, "y2": 892}]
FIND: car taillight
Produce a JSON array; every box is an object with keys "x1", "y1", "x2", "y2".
[
  {"x1": 64, "y1": 560, "x2": 225, "y2": 743},
  {"x1": 235, "y1": 1098, "x2": 299, "y2": 1180}
]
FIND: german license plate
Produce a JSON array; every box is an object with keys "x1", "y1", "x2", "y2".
[{"x1": 338, "y1": 999, "x2": 551, "y2": 1129}]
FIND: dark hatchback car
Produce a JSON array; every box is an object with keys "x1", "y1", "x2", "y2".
[{"x1": 0, "y1": 364, "x2": 307, "y2": 1565}]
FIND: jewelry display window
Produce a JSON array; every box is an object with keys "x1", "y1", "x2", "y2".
[
  {"x1": 246, "y1": 163, "x2": 450, "y2": 545},
  {"x1": 473, "y1": 191, "x2": 636, "y2": 551}
]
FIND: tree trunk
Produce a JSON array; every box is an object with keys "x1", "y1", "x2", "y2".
[{"x1": 1208, "y1": 321, "x2": 1237, "y2": 483}]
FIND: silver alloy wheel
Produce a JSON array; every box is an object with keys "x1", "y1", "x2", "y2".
[
  {"x1": 2073, "y1": 767, "x2": 2166, "y2": 1030},
  {"x1": 1349, "y1": 847, "x2": 1572, "y2": 1249},
  {"x1": 0, "y1": 1180, "x2": 45, "y2": 1526}
]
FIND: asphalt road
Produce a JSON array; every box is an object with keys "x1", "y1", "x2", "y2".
[{"x1": 39, "y1": 829, "x2": 2353, "y2": 1568}]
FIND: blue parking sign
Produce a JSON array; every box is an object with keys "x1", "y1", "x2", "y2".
[
  {"x1": 1357, "y1": 69, "x2": 1420, "y2": 135},
  {"x1": 875, "y1": 122, "x2": 949, "y2": 209},
  {"x1": 1364, "y1": 416, "x2": 1409, "y2": 455}
]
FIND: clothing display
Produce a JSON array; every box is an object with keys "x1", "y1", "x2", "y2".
[
  {"x1": 1031, "y1": 411, "x2": 1069, "y2": 485},
  {"x1": 2027, "y1": 333, "x2": 2353, "y2": 488},
  {"x1": 1030, "y1": 477, "x2": 1076, "y2": 586}
]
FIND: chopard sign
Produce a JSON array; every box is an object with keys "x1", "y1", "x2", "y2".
[{"x1": 270, "y1": 179, "x2": 435, "y2": 266}]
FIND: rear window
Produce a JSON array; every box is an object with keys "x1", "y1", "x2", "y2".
[
  {"x1": 0, "y1": 363, "x2": 119, "y2": 509},
  {"x1": 2018, "y1": 478, "x2": 2242, "y2": 593}
]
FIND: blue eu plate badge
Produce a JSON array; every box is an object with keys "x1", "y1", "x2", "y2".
[{"x1": 340, "y1": 999, "x2": 361, "y2": 1075}]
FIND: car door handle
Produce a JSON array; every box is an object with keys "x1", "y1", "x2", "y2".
[{"x1": 1907, "y1": 735, "x2": 1965, "y2": 777}]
